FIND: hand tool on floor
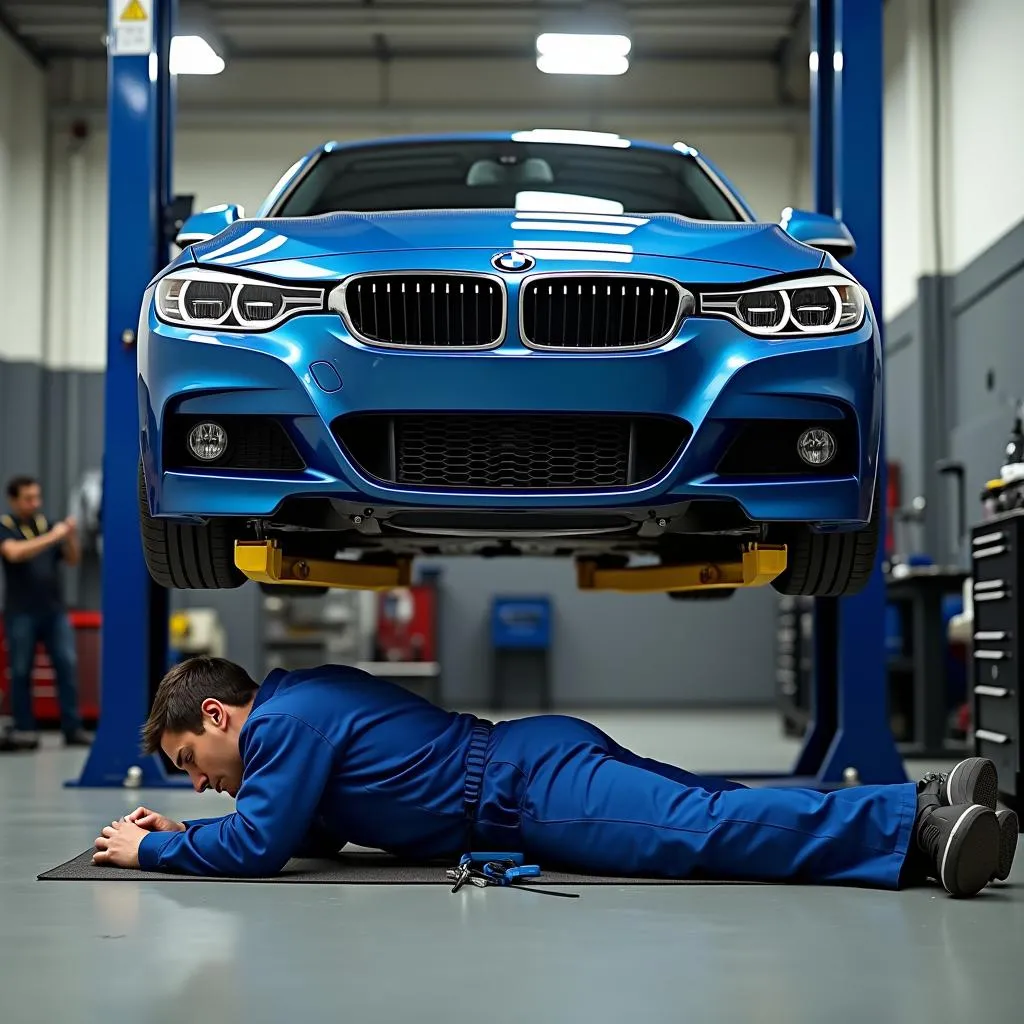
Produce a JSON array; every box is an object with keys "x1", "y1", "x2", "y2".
[{"x1": 446, "y1": 852, "x2": 580, "y2": 899}]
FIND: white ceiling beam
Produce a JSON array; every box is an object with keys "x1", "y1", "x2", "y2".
[{"x1": 49, "y1": 100, "x2": 807, "y2": 132}]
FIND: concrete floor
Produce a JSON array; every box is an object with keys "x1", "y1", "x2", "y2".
[{"x1": 1, "y1": 711, "x2": 1020, "y2": 1024}]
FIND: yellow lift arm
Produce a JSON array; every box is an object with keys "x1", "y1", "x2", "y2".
[
  {"x1": 576, "y1": 544, "x2": 788, "y2": 594},
  {"x1": 234, "y1": 539, "x2": 411, "y2": 590}
]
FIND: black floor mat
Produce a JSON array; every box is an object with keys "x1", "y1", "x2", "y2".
[{"x1": 39, "y1": 848, "x2": 750, "y2": 885}]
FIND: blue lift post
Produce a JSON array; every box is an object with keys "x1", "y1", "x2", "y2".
[
  {"x1": 795, "y1": 0, "x2": 906, "y2": 786},
  {"x1": 72, "y1": 0, "x2": 180, "y2": 787},
  {"x1": 713, "y1": 0, "x2": 905, "y2": 788}
]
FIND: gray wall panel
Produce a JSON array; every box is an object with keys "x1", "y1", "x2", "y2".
[
  {"x1": 952, "y1": 219, "x2": 1024, "y2": 315},
  {"x1": 948, "y1": 249, "x2": 1024, "y2": 557},
  {"x1": 0, "y1": 360, "x2": 106, "y2": 611},
  {"x1": 429, "y1": 556, "x2": 778, "y2": 708},
  {"x1": 0, "y1": 359, "x2": 45, "y2": 611},
  {"x1": 881, "y1": 216, "x2": 1024, "y2": 566},
  {"x1": 0, "y1": 359, "x2": 44, "y2": 494},
  {"x1": 951, "y1": 268, "x2": 1024, "y2": 436}
]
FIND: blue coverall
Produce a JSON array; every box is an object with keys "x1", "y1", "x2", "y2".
[{"x1": 139, "y1": 665, "x2": 918, "y2": 888}]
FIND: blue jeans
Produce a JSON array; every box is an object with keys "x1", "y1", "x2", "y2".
[{"x1": 3, "y1": 612, "x2": 82, "y2": 735}]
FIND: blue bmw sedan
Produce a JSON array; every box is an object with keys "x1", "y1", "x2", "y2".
[{"x1": 137, "y1": 130, "x2": 880, "y2": 600}]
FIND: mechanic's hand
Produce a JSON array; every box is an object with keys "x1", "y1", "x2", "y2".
[
  {"x1": 63, "y1": 516, "x2": 78, "y2": 534},
  {"x1": 49, "y1": 520, "x2": 71, "y2": 541},
  {"x1": 124, "y1": 806, "x2": 185, "y2": 833},
  {"x1": 92, "y1": 819, "x2": 147, "y2": 868}
]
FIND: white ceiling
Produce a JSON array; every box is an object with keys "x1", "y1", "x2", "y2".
[{"x1": 0, "y1": 0, "x2": 808, "y2": 63}]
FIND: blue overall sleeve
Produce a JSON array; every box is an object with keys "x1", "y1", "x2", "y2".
[
  {"x1": 138, "y1": 713, "x2": 336, "y2": 876},
  {"x1": 180, "y1": 815, "x2": 346, "y2": 858}
]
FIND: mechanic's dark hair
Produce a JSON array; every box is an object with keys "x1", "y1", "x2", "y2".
[
  {"x1": 6, "y1": 475, "x2": 38, "y2": 500},
  {"x1": 142, "y1": 656, "x2": 259, "y2": 754}
]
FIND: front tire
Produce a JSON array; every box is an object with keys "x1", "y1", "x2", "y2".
[
  {"x1": 770, "y1": 493, "x2": 880, "y2": 597},
  {"x1": 138, "y1": 463, "x2": 246, "y2": 589}
]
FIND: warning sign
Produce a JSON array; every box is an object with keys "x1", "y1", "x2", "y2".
[{"x1": 111, "y1": 0, "x2": 153, "y2": 56}]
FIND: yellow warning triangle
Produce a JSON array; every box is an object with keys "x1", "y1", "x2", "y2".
[{"x1": 120, "y1": 0, "x2": 147, "y2": 21}]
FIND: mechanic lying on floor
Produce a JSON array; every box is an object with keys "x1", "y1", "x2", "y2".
[{"x1": 93, "y1": 657, "x2": 1018, "y2": 898}]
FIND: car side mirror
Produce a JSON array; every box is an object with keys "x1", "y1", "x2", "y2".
[
  {"x1": 780, "y1": 207, "x2": 856, "y2": 260},
  {"x1": 175, "y1": 204, "x2": 245, "y2": 247}
]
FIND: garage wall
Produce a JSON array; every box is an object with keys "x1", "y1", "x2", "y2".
[
  {"x1": 944, "y1": 0, "x2": 1024, "y2": 273},
  {"x1": 882, "y1": 0, "x2": 1024, "y2": 562},
  {"x1": 0, "y1": 28, "x2": 46, "y2": 365},
  {"x1": 431, "y1": 557, "x2": 778, "y2": 708},
  {"x1": 0, "y1": 26, "x2": 51, "y2": 606},
  {"x1": 942, "y1": 0, "x2": 1024, "y2": 559},
  {"x1": 0, "y1": 24, "x2": 47, "y2": 474}
]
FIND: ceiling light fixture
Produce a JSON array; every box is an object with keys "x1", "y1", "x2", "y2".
[
  {"x1": 170, "y1": 35, "x2": 225, "y2": 75},
  {"x1": 535, "y1": 33, "x2": 631, "y2": 76}
]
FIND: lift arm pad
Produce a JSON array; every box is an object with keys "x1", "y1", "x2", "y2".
[
  {"x1": 576, "y1": 544, "x2": 787, "y2": 594},
  {"x1": 234, "y1": 540, "x2": 411, "y2": 590}
]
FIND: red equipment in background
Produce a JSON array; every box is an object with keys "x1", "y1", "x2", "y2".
[
  {"x1": 0, "y1": 611, "x2": 101, "y2": 726},
  {"x1": 374, "y1": 586, "x2": 437, "y2": 663},
  {"x1": 885, "y1": 460, "x2": 902, "y2": 557}
]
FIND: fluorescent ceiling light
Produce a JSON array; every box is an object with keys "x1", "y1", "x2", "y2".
[
  {"x1": 535, "y1": 33, "x2": 631, "y2": 76},
  {"x1": 171, "y1": 35, "x2": 224, "y2": 75}
]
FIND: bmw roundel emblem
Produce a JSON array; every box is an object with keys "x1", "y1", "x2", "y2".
[{"x1": 492, "y1": 250, "x2": 535, "y2": 272}]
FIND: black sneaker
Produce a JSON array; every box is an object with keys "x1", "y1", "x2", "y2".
[
  {"x1": 0, "y1": 731, "x2": 40, "y2": 752},
  {"x1": 993, "y1": 809, "x2": 1019, "y2": 882},
  {"x1": 914, "y1": 803, "x2": 1000, "y2": 897},
  {"x1": 63, "y1": 729, "x2": 94, "y2": 747},
  {"x1": 918, "y1": 757, "x2": 998, "y2": 811}
]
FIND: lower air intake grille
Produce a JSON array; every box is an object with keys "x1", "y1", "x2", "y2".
[
  {"x1": 164, "y1": 415, "x2": 304, "y2": 471},
  {"x1": 333, "y1": 414, "x2": 691, "y2": 490},
  {"x1": 521, "y1": 275, "x2": 691, "y2": 349},
  {"x1": 336, "y1": 273, "x2": 504, "y2": 348}
]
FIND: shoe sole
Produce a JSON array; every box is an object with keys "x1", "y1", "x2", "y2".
[
  {"x1": 945, "y1": 758, "x2": 998, "y2": 810},
  {"x1": 994, "y1": 809, "x2": 1019, "y2": 882},
  {"x1": 940, "y1": 804, "x2": 1000, "y2": 897}
]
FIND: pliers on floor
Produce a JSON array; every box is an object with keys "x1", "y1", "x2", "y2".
[{"x1": 447, "y1": 852, "x2": 579, "y2": 898}]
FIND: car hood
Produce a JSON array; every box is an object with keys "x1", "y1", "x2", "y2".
[{"x1": 188, "y1": 209, "x2": 825, "y2": 279}]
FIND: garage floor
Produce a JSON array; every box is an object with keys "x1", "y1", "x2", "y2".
[{"x1": 2, "y1": 711, "x2": 1020, "y2": 1024}]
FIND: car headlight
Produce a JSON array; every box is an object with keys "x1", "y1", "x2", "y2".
[
  {"x1": 155, "y1": 268, "x2": 327, "y2": 331},
  {"x1": 699, "y1": 274, "x2": 866, "y2": 337}
]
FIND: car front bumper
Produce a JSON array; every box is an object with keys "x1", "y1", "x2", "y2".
[{"x1": 138, "y1": 291, "x2": 881, "y2": 528}]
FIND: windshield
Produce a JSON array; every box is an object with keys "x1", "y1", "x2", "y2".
[{"x1": 273, "y1": 139, "x2": 744, "y2": 222}]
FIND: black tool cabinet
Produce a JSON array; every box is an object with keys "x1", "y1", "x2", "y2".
[{"x1": 970, "y1": 510, "x2": 1024, "y2": 804}]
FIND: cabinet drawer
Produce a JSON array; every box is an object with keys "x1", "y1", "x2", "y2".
[
  {"x1": 974, "y1": 684, "x2": 1019, "y2": 739},
  {"x1": 971, "y1": 528, "x2": 1018, "y2": 585},
  {"x1": 972, "y1": 606, "x2": 1018, "y2": 642},
  {"x1": 972, "y1": 590, "x2": 1018, "y2": 636},
  {"x1": 974, "y1": 729, "x2": 1019, "y2": 790}
]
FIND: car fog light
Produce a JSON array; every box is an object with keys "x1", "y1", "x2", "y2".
[
  {"x1": 188, "y1": 421, "x2": 228, "y2": 461},
  {"x1": 797, "y1": 428, "x2": 836, "y2": 467}
]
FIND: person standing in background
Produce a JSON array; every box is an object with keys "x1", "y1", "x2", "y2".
[{"x1": 0, "y1": 476, "x2": 93, "y2": 751}]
